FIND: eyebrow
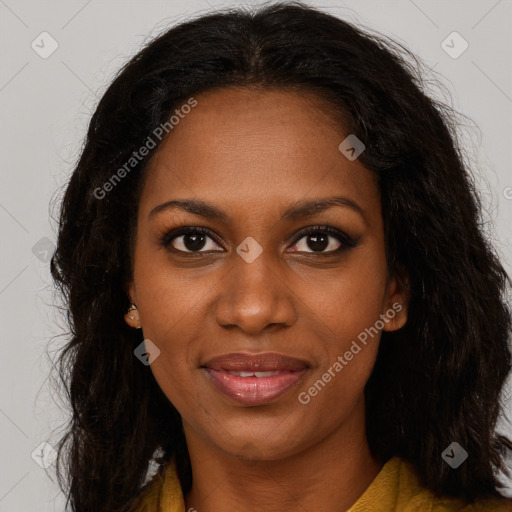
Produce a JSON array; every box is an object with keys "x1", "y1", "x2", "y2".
[{"x1": 148, "y1": 196, "x2": 367, "y2": 224}]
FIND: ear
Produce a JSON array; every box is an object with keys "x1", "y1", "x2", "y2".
[
  {"x1": 125, "y1": 281, "x2": 136, "y2": 304},
  {"x1": 382, "y1": 264, "x2": 410, "y2": 332},
  {"x1": 123, "y1": 281, "x2": 142, "y2": 329},
  {"x1": 124, "y1": 304, "x2": 142, "y2": 329}
]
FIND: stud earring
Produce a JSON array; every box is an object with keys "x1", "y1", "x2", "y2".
[{"x1": 124, "y1": 303, "x2": 142, "y2": 329}]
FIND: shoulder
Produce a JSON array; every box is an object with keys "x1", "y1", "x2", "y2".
[
  {"x1": 395, "y1": 458, "x2": 512, "y2": 512},
  {"x1": 133, "y1": 457, "x2": 186, "y2": 512},
  {"x1": 131, "y1": 466, "x2": 167, "y2": 512},
  {"x1": 430, "y1": 496, "x2": 512, "y2": 511}
]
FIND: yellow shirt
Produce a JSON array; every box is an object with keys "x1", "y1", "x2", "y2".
[{"x1": 135, "y1": 456, "x2": 512, "y2": 511}]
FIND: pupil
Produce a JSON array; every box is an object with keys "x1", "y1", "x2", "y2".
[
  {"x1": 308, "y1": 232, "x2": 328, "y2": 252},
  {"x1": 181, "y1": 232, "x2": 330, "y2": 252},
  {"x1": 184, "y1": 233, "x2": 206, "y2": 251}
]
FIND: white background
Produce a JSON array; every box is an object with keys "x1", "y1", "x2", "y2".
[{"x1": 0, "y1": 0, "x2": 511, "y2": 510}]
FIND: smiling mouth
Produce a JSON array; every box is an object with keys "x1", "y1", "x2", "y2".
[
  {"x1": 201, "y1": 367, "x2": 309, "y2": 406},
  {"x1": 200, "y1": 351, "x2": 311, "y2": 405},
  {"x1": 224, "y1": 370, "x2": 287, "y2": 377}
]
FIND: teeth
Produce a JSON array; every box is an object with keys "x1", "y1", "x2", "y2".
[{"x1": 227, "y1": 370, "x2": 284, "y2": 377}]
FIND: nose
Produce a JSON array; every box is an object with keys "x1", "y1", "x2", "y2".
[{"x1": 214, "y1": 248, "x2": 297, "y2": 335}]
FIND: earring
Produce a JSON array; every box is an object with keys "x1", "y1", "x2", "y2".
[{"x1": 124, "y1": 303, "x2": 142, "y2": 329}]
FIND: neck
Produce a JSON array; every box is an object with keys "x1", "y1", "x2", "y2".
[{"x1": 183, "y1": 400, "x2": 383, "y2": 512}]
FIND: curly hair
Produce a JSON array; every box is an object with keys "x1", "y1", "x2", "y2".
[{"x1": 49, "y1": 2, "x2": 512, "y2": 511}]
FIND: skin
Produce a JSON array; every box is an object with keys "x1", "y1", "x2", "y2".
[{"x1": 126, "y1": 87, "x2": 409, "y2": 512}]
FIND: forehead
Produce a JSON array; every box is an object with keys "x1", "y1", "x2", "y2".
[{"x1": 140, "y1": 87, "x2": 379, "y2": 218}]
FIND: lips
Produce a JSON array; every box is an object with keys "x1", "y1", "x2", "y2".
[
  {"x1": 202, "y1": 352, "x2": 309, "y2": 372},
  {"x1": 201, "y1": 352, "x2": 310, "y2": 406}
]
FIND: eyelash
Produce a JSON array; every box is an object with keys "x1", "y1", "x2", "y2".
[{"x1": 158, "y1": 225, "x2": 358, "y2": 256}]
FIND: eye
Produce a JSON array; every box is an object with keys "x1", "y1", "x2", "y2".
[
  {"x1": 159, "y1": 227, "x2": 223, "y2": 253},
  {"x1": 287, "y1": 226, "x2": 358, "y2": 254},
  {"x1": 159, "y1": 225, "x2": 358, "y2": 255}
]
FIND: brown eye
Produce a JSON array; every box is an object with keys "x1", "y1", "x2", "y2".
[
  {"x1": 288, "y1": 226, "x2": 358, "y2": 254},
  {"x1": 160, "y1": 227, "x2": 224, "y2": 253}
]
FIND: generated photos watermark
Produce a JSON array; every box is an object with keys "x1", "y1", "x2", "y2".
[
  {"x1": 93, "y1": 97, "x2": 198, "y2": 200},
  {"x1": 298, "y1": 302, "x2": 403, "y2": 405}
]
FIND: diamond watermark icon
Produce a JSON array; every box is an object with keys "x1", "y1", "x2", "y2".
[
  {"x1": 441, "y1": 32, "x2": 468, "y2": 59},
  {"x1": 31, "y1": 31, "x2": 59, "y2": 59},
  {"x1": 441, "y1": 442, "x2": 468, "y2": 469},
  {"x1": 32, "y1": 237, "x2": 55, "y2": 263},
  {"x1": 236, "y1": 236, "x2": 263, "y2": 263},
  {"x1": 338, "y1": 134, "x2": 365, "y2": 161},
  {"x1": 31, "y1": 442, "x2": 58, "y2": 469},
  {"x1": 134, "y1": 339, "x2": 161, "y2": 366}
]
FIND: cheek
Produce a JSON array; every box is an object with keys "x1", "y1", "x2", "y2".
[
  {"x1": 299, "y1": 241, "x2": 389, "y2": 342},
  {"x1": 296, "y1": 242, "x2": 388, "y2": 399},
  {"x1": 149, "y1": 344, "x2": 194, "y2": 410},
  {"x1": 130, "y1": 255, "x2": 191, "y2": 393},
  {"x1": 134, "y1": 249, "x2": 204, "y2": 340}
]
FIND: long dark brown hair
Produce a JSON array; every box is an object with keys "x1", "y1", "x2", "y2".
[{"x1": 49, "y1": 2, "x2": 512, "y2": 511}]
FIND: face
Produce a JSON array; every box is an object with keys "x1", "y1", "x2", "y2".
[{"x1": 127, "y1": 87, "x2": 408, "y2": 461}]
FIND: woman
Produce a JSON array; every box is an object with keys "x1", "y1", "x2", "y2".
[{"x1": 50, "y1": 2, "x2": 512, "y2": 511}]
